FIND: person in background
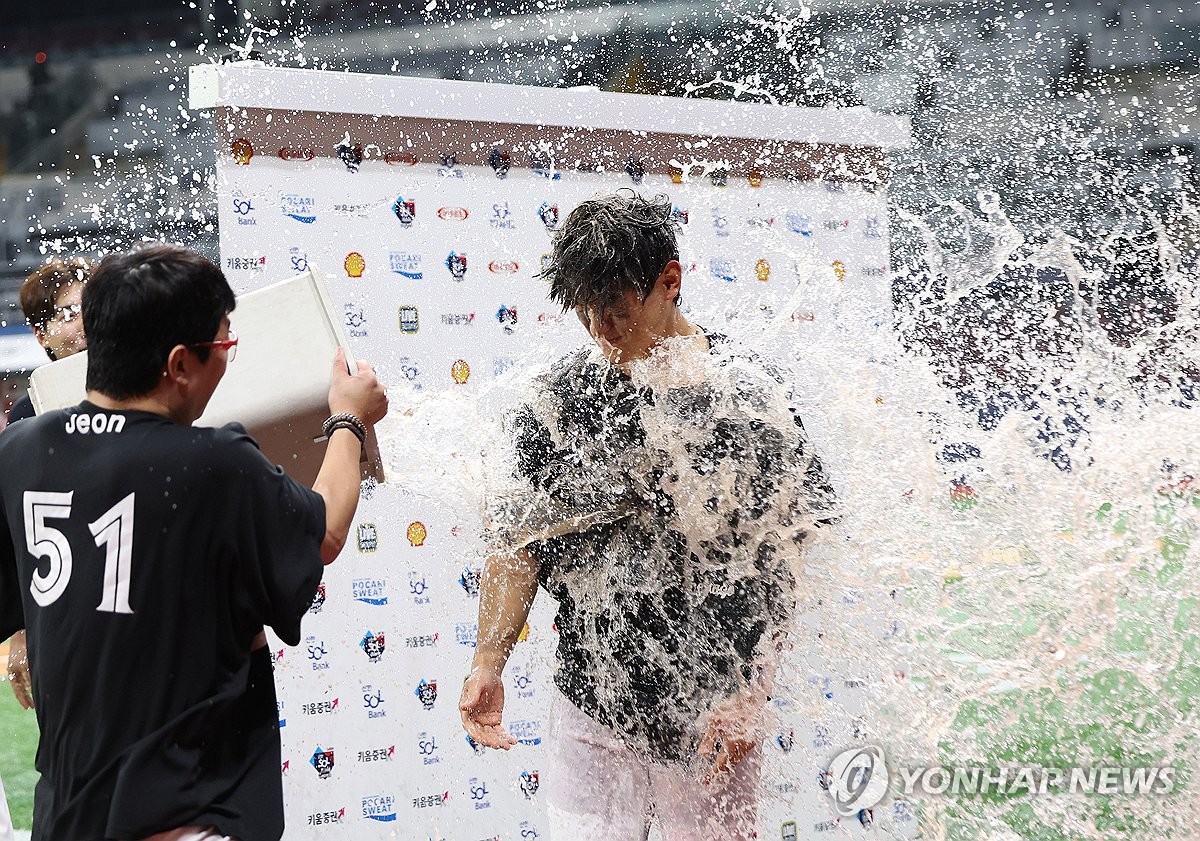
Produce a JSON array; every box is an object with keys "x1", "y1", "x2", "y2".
[
  {"x1": 4, "y1": 258, "x2": 92, "y2": 817},
  {"x1": 6, "y1": 256, "x2": 91, "y2": 426}
]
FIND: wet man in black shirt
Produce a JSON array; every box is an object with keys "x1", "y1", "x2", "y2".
[
  {"x1": 460, "y1": 192, "x2": 835, "y2": 840},
  {"x1": 0, "y1": 244, "x2": 387, "y2": 841}
]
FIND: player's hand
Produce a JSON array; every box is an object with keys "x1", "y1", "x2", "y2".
[
  {"x1": 696, "y1": 692, "x2": 764, "y2": 783},
  {"x1": 328, "y1": 347, "x2": 388, "y2": 427},
  {"x1": 7, "y1": 629, "x2": 33, "y2": 710},
  {"x1": 459, "y1": 666, "x2": 517, "y2": 750}
]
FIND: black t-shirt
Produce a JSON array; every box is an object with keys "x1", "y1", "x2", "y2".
[
  {"x1": 6, "y1": 394, "x2": 35, "y2": 425},
  {"x1": 488, "y1": 335, "x2": 837, "y2": 763},
  {"x1": 0, "y1": 401, "x2": 326, "y2": 841}
]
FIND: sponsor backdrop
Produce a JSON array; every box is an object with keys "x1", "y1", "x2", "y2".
[{"x1": 216, "y1": 119, "x2": 903, "y2": 839}]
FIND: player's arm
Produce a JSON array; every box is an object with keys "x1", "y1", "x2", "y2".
[
  {"x1": 459, "y1": 546, "x2": 541, "y2": 749},
  {"x1": 311, "y1": 348, "x2": 388, "y2": 564}
]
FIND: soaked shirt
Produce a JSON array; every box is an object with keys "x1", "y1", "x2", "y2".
[{"x1": 489, "y1": 334, "x2": 836, "y2": 763}]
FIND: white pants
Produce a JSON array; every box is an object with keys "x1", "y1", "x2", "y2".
[
  {"x1": 544, "y1": 690, "x2": 761, "y2": 841},
  {"x1": 135, "y1": 829, "x2": 236, "y2": 841},
  {"x1": 0, "y1": 774, "x2": 14, "y2": 841}
]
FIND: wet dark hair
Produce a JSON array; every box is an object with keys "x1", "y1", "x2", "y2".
[
  {"x1": 544, "y1": 189, "x2": 681, "y2": 314},
  {"x1": 83, "y1": 243, "x2": 237, "y2": 399},
  {"x1": 19, "y1": 256, "x2": 91, "y2": 359}
]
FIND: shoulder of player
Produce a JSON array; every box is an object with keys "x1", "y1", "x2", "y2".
[
  {"x1": 0, "y1": 406, "x2": 71, "y2": 450},
  {"x1": 707, "y1": 335, "x2": 787, "y2": 386}
]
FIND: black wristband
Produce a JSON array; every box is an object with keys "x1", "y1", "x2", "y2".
[
  {"x1": 323, "y1": 412, "x2": 366, "y2": 440},
  {"x1": 326, "y1": 421, "x2": 366, "y2": 446}
]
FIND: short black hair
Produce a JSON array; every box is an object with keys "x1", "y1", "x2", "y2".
[
  {"x1": 83, "y1": 244, "x2": 237, "y2": 399},
  {"x1": 544, "y1": 190, "x2": 681, "y2": 314}
]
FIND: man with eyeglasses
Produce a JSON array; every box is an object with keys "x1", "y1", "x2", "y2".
[
  {"x1": 461, "y1": 192, "x2": 837, "y2": 840},
  {"x1": 2, "y1": 257, "x2": 93, "y2": 840},
  {"x1": 0, "y1": 243, "x2": 387, "y2": 841},
  {"x1": 6, "y1": 256, "x2": 91, "y2": 428}
]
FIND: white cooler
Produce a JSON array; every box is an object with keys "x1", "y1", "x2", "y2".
[{"x1": 28, "y1": 267, "x2": 384, "y2": 487}]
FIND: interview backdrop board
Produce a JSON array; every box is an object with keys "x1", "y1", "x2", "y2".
[{"x1": 191, "y1": 63, "x2": 911, "y2": 840}]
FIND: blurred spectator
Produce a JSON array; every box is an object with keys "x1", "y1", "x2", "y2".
[{"x1": 7, "y1": 256, "x2": 91, "y2": 425}]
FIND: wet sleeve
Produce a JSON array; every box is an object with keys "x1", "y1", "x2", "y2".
[
  {"x1": 223, "y1": 426, "x2": 326, "y2": 646},
  {"x1": 790, "y1": 409, "x2": 840, "y2": 526},
  {"x1": 0, "y1": 494, "x2": 23, "y2": 642}
]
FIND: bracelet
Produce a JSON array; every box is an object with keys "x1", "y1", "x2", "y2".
[
  {"x1": 326, "y1": 421, "x2": 366, "y2": 446},
  {"x1": 323, "y1": 412, "x2": 366, "y2": 440}
]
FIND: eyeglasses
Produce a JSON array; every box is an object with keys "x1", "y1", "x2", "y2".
[
  {"x1": 188, "y1": 329, "x2": 238, "y2": 362},
  {"x1": 53, "y1": 302, "x2": 82, "y2": 324}
]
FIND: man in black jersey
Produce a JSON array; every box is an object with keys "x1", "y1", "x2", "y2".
[
  {"x1": 460, "y1": 192, "x2": 835, "y2": 840},
  {"x1": 0, "y1": 243, "x2": 387, "y2": 841},
  {"x1": 6, "y1": 256, "x2": 92, "y2": 718}
]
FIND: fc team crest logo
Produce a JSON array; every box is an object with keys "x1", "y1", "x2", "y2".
[
  {"x1": 415, "y1": 679, "x2": 438, "y2": 710},
  {"x1": 537, "y1": 202, "x2": 559, "y2": 231},
  {"x1": 360, "y1": 631, "x2": 386, "y2": 663},
  {"x1": 310, "y1": 746, "x2": 335, "y2": 779},
  {"x1": 392, "y1": 196, "x2": 415, "y2": 226},
  {"x1": 446, "y1": 251, "x2": 468, "y2": 281},
  {"x1": 496, "y1": 305, "x2": 517, "y2": 333},
  {"x1": 519, "y1": 770, "x2": 540, "y2": 799},
  {"x1": 459, "y1": 565, "x2": 481, "y2": 596}
]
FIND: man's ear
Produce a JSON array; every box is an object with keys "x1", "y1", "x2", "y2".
[
  {"x1": 656, "y1": 260, "x2": 683, "y2": 301},
  {"x1": 164, "y1": 345, "x2": 192, "y2": 385}
]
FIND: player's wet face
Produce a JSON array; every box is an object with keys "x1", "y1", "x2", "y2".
[
  {"x1": 574, "y1": 275, "x2": 677, "y2": 366},
  {"x1": 40, "y1": 283, "x2": 87, "y2": 360}
]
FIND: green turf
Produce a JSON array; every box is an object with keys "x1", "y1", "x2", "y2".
[{"x1": 0, "y1": 684, "x2": 38, "y2": 831}]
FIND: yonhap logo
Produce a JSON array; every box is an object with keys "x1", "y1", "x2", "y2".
[{"x1": 827, "y1": 745, "x2": 889, "y2": 817}]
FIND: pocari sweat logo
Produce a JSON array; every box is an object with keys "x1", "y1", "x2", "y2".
[
  {"x1": 389, "y1": 251, "x2": 423, "y2": 279},
  {"x1": 508, "y1": 719, "x2": 541, "y2": 746},
  {"x1": 827, "y1": 745, "x2": 889, "y2": 817},
  {"x1": 787, "y1": 213, "x2": 813, "y2": 236},
  {"x1": 352, "y1": 577, "x2": 388, "y2": 606},
  {"x1": 709, "y1": 258, "x2": 736, "y2": 283},
  {"x1": 361, "y1": 794, "x2": 396, "y2": 822},
  {"x1": 280, "y1": 193, "x2": 317, "y2": 224}
]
